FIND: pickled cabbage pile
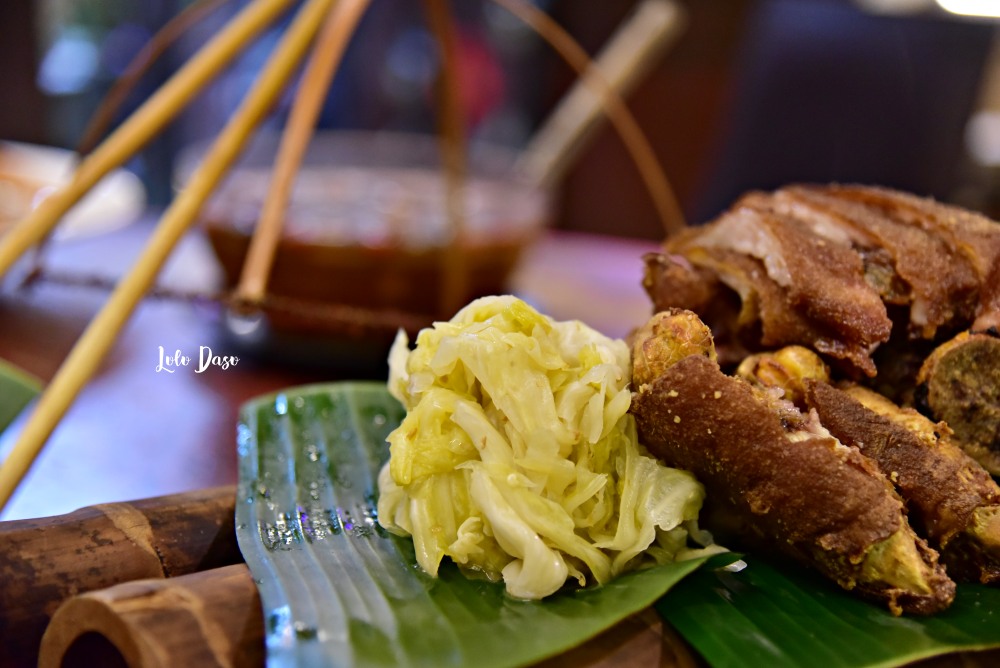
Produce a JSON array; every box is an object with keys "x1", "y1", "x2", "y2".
[{"x1": 376, "y1": 296, "x2": 711, "y2": 599}]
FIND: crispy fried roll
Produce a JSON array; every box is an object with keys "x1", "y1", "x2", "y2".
[
  {"x1": 800, "y1": 381, "x2": 1000, "y2": 584},
  {"x1": 630, "y1": 311, "x2": 955, "y2": 615}
]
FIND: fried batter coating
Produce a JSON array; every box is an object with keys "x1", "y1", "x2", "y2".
[
  {"x1": 631, "y1": 308, "x2": 716, "y2": 385},
  {"x1": 771, "y1": 186, "x2": 981, "y2": 338},
  {"x1": 650, "y1": 198, "x2": 892, "y2": 377},
  {"x1": 645, "y1": 183, "x2": 1000, "y2": 389},
  {"x1": 630, "y1": 312, "x2": 955, "y2": 615},
  {"x1": 800, "y1": 381, "x2": 1000, "y2": 584}
]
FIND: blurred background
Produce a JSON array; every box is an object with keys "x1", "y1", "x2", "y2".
[{"x1": 2, "y1": 0, "x2": 1000, "y2": 239}]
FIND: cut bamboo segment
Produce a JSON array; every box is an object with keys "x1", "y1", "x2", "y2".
[
  {"x1": 0, "y1": 0, "x2": 296, "y2": 282},
  {"x1": 236, "y1": 0, "x2": 373, "y2": 305},
  {"x1": 0, "y1": 0, "x2": 335, "y2": 513},
  {"x1": 0, "y1": 486, "x2": 240, "y2": 667},
  {"x1": 38, "y1": 564, "x2": 264, "y2": 668}
]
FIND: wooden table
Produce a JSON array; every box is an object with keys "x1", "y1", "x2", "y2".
[
  {"x1": 4, "y1": 220, "x2": 996, "y2": 668},
  {"x1": 0, "y1": 218, "x2": 659, "y2": 521}
]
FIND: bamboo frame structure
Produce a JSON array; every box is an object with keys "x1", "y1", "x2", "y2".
[{"x1": 0, "y1": 0, "x2": 683, "y2": 511}]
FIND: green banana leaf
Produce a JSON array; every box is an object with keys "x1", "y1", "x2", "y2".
[
  {"x1": 236, "y1": 381, "x2": 1000, "y2": 668},
  {"x1": 659, "y1": 553, "x2": 1000, "y2": 668},
  {"x1": 235, "y1": 382, "x2": 710, "y2": 668},
  {"x1": 0, "y1": 358, "x2": 41, "y2": 435}
]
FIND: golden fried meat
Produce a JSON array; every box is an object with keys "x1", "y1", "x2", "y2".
[
  {"x1": 630, "y1": 312, "x2": 955, "y2": 615},
  {"x1": 804, "y1": 381, "x2": 1000, "y2": 584}
]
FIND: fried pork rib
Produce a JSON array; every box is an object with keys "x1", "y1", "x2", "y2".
[
  {"x1": 630, "y1": 311, "x2": 955, "y2": 616},
  {"x1": 643, "y1": 183, "x2": 1000, "y2": 468},
  {"x1": 643, "y1": 184, "x2": 1000, "y2": 376}
]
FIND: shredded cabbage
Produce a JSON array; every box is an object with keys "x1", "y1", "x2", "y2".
[{"x1": 377, "y1": 296, "x2": 710, "y2": 599}]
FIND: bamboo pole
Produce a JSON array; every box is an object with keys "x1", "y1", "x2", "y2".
[
  {"x1": 0, "y1": 0, "x2": 335, "y2": 513},
  {"x1": 0, "y1": 0, "x2": 296, "y2": 282},
  {"x1": 0, "y1": 486, "x2": 239, "y2": 667},
  {"x1": 493, "y1": 0, "x2": 687, "y2": 236},
  {"x1": 23, "y1": 0, "x2": 233, "y2": 283},
  {"x1": 235, "y1": 0, "x2": 373, "y2": 305},
  {"x1": 516, "y1": 0, "x2": 686, "y2": 191},
  {"x1": 422, "y1": 0, "x2": 470, "y2": 317},
  {"x1": 75, "y1": 0, "x2": 232, "y2": 158}
]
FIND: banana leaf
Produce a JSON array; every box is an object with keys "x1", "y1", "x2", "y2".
[
  {"x1": 659, "y1": 553, "x2": 1000, "y2": 668},
  {"x1": 235, "y1": 382, "x2": 710, "y2": 668},
  {"x1": 0, "y1": 358, "x2": 41, "y2": 436},
  {"x1": 237, "y1": 381, "x2": 1000, "y2": 668}
]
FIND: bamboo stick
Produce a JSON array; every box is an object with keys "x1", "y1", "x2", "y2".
[
  {"x1": 38, "y1": 564, "x2": 263, "y2": 668},
  {"x1": 0, "y1": 0, "x2": 335, "y2": 513},
  {"x1": 516, "y1": 0, "x2": 686, "y2": 190},
  {"x1": 0, "y1": 486, "x2": 239, "y2": 667},
  {"x1": 75, "y1": 0, "x2": 231, "y2": 158},
  {"x1": 422, "y1": 0, "x2": 470, "y2": 317},
  {"x1": 0, "y1": 0, "x2": 295, "y2": 282},
  {"x1": 22, "y1": 0, "x2": 233, "y2": 284},
  {"x1": 235, "y1": 0, "x2": 373, "y2": 305},
  {"x1": 492, "y1": 0, "x2": 687, "y2": 236}
]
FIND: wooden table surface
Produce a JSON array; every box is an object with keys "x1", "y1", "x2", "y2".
[
  {"x1": 0, "y1": 218, "x2": 660, "y2": 521},
  {"x1": 3, "y1": 219, "x2": 996, "y2": 668}
]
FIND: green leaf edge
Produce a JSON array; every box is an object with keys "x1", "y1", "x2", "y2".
[
  {"x1": 658, "y1": 553, "x2": 1000, "y2": 668},
  {"x1": 236, "y1": 381, "x2": 714, "y2": 668},
  {"x1": 0, "y1": 358, "x2": 42, "y2": 435}
]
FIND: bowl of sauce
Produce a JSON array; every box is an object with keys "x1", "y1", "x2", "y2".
[{"x1": 182, "y1": 131, "x2": 551, "y2": 370}]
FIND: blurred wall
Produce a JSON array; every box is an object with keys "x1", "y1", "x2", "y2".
[
  {"x1": 0, "y1": 0, "x2": 47, "y2": 144},
  {"x1": 3, "y1": 0, "x2": 996, "y2": 238},
  {"x1": 546, "y1": 0, "x2": 995, "y2": 238}
]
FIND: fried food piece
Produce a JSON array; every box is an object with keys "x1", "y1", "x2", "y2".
[
  {"x1": 648, "y1": 198, "x2": 892, "y2": 377},
  {"x1": 692, "y1": 197, "x2": 892, "y2": 345},
  {"x1": 630, "y1": 312, "x2": 955, "y2": 615},
  {"x1": 631, "y1": 307, "x2": 717, "y2": 384},
  {"x1": 770, "y1": 185, "x2": 982, "y2": 338},
  {"x1": 824, "y1": 185, "x2": 1000, "y2": 289},
  {"x1": 916, "y1": 330, "x2": 1000, "y2": 475},
  {"x1": 736, "y1": 345, "x2": 830, "y2": 409},
  {"x1": 974, "y1": 261, "x2": 1000, "y2": 333},
  {"x1": 799, "y1": 381, "x2": 1000, "y2": 584},
  {"x1": 641, "y1": 253, "x2": 749, "y2": 367}
]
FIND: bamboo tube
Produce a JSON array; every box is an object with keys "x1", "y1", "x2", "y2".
[
  {"x1": 235, "y1": 0, "x2": 373, "y2": 306},
  {"x1": 0, "y1": 486, "x2": 239, "y2": 667},
  {"x1": 38, "y1": 564, "x2": 263, "y2": 668},
  {"x1": 0, "y1": 0, "x2": 295, "y2": 282},
  {"x1": 422, "y1": 0, "x2": 470, "y2": 317},
  {"x1": 492, "y1": 0, "x2": 687, "y2": 236},
  {"x1": 38, "y1": 566, "x2": 688, "y2": 668},
  {"x1": 0, "y1": 0, "x2": 334, "y2": 513}
]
